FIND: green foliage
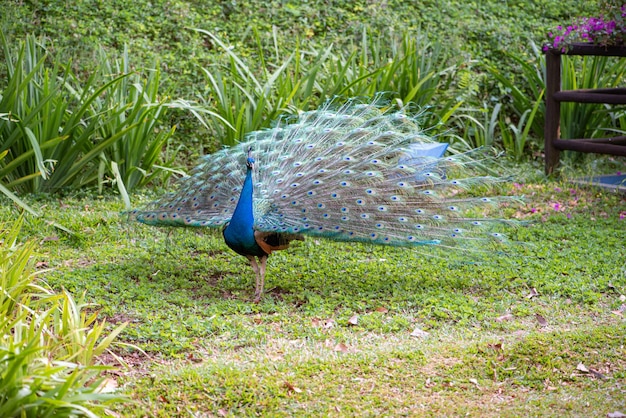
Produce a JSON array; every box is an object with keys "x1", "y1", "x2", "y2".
[
  {"x1": 0, "y1": 34, "x2": 175, "y2": 201},
  {"x1": 0, "y1": 217, "x2": 127, "y2": 416},
  {"x1": 191, "y1": 29, "x2": 463, "y2": 146}
]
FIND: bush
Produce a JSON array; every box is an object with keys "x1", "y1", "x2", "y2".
[{"x1": 0, "y1": 217, "x2": 127, "y2": 416}]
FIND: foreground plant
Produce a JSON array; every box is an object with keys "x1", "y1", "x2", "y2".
[{"x1": 0, "y1": 217, "x2": 127, "y2": 416}]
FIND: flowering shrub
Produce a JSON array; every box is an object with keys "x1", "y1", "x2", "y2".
[{"x1": 544, "y1": 2, "x2": 626, "y2": 52}]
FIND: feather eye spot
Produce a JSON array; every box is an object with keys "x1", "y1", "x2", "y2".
[
  {"x1": 313, "y1": 180, "x2": 322, "y2": 186},
  {"x1": 398, "y1": 165, "x2": 406, "y2": 170},
  {"x1": 448, "y1": 206, "x2": 458, "y2": 211},
  {"x1": 307, "y1": 191, "x2": 315, "y2": 196},
  {"x1": 281, "y1": 194, "x2": 288, "y2": 199},
  {"x1": 306, "y1": 144, "x2": 315, "y2": 149},
  {"x1": 472, "y1": 221, "x2": 482, "y2": 226},
  {"x1": 331, "y1": 193, "x2": 339, "y2": 198},
  {"x1": 407, "y1": 236, "x2": 415, "y2": 241},
  {"x1": 296, "y1": 173, "x2": 304, "y2": 177},
  {"x1": 375, "y1": 223, "x2": 383, "y2": 228},
  {"x1": 341, "y1": 216, "x2": 349, "y2": 221},
  {"x1": 336, "y1": 141, "x2": 345, "y2": 147},
  {"x1": 291, "y1": 201, "x2": 298, "y2": 205},
  {"x1": 433, "y1": 215, "x2": 443, "y2": 220},
  {"x1": 481, "y1": 197, "x2": 491, "y2": 203},
  {"x1": 415, "y1": 209, "x2": 425, "y2": 214},
  {"x1": 276, "y1": 179, "x2": 284, "y2": 184},
  {"x1": 370, "y1": 233, "x2": 378, "y2": 239},
  {"x1": 415, "y1": 224, "x2": 425, "y2": 229},
  {"x1": 361, "y1": 214, "x2": 370, "y2": 219},
  {"x1": 301, "y1": 208, "x2": 307, "y2": 213},
  {"x1": 334, "y1": 226, "x2": 341, "y2": 230},
  {"x1": 323, "y1": 213, "x2": 329, "y2": 218},
  {"x1": 290, "y1": 183, "x2": 300, "y2": 188},
  {"x1": 371, "y1": 159, "x2": 380, "y2": 164},
  {"x1": 366, "y1": 189, "x2": 374, "y2": 194},
  {"x1": 317, "y1": 203, "x2": 326, "y2": 209},
  {"x1": 341, "y1": 207, "x2": 349, "y2": 212},
  {"x1": 391, "y1": 196, "x2": 400, "y2": 201},
  {"x1": 423, "y1": 190, "x2": 433, "y2": 195},
  {"x1": 398, "y1": 217, "x2": 408, "y2": 222},
  {"x1": 317, "y1": 169, "x2": 326, "y2": 173},
  {"x1": 193, "y1": 202, "x2": 200, "y2": 208},
  {"x1": 293, "y1": 161, "x2": 302, "y2": 167},
  {"x1": 378, "y1": 206, "x2": 387, "y2": 212},
  {"x1": 343, "y1": 156, "x2": 352, "y2": 161},
  {"x1": 356, "y1": 199, "x2": 364, "y2": 205},
  {"x1": 397, "y1": 182, "x2": 406, "y2": 187},
  {"x1": 343, "y1": 169, "x2": 353, "y2": 174},
  {"x1": 340, "y1": 181, "x2": 350, "y2": 187}
]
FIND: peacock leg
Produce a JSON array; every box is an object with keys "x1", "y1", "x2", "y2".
[
  {"x1": 246, "y1": 255, "x2": 261, "y2": 301},
  {"x1": 253, "y1": 255, "x2": 268, "y2": 303}
]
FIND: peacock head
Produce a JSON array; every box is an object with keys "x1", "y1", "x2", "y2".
[{"x1": 246, "y1": 147, "x2": 255, "y2": 170}]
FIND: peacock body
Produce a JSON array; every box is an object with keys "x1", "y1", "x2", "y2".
[{"x1": 131, "y1": 100, "x2": 517, "y2": 301}]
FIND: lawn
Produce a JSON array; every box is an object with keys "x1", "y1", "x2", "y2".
[{"x1": 4, "y1": 172, "x2": 624, "y2": 416}]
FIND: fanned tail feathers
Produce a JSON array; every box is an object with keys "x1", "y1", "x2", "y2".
[{"x1": 131, "y1": 100, "x2": 520, "y2": 249}]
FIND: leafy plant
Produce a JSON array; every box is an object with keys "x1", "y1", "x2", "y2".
[
  {"x1": 0, "y1": 34, "x2": 176, "y2": 200},
  {"x1": 0, "y1": 217, "x2": 128, "y2": 416},
  {"x1": 190, "y1": 29, "x2": 463, "y2": 147}
]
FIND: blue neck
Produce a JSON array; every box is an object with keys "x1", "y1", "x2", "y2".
[{"x1": 223, "y1": 166, "x2": 265, "y2": 256}]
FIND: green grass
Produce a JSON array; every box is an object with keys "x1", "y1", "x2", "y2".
[{"x1": 1, "y1": 168, "x2": 624, "y2": 416}]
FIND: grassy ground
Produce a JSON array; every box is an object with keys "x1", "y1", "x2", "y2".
[{"x1": 2, "y1": 167, "x2": 624, "y2": 416}]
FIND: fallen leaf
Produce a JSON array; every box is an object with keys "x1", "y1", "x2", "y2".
[
  {"x1": 589, "y1": 368, "x2": 607, "y2": 380},
  {"x1": 410, "y1": 327, "x2": 429, "y2": 338},
  {"x1": 576, "y1": 363, "x2": 589, "y2": 373},
  {"x1": 612, "y1": 304, "x2": 626, "y2": 316},
  {"x1": 284, "y1": 381, "x2": 303, "y2": 393},
  {"x1": 526, "y1": 288, "x2": 539, "y2": 299},
  {"x1": 495, "y1": 313, "x2": 514, "y2": 322},
  {"x1": 469, "y1": 378, "x2": 480, "y2": 388},
  {"x1": 375, "y1": 307, "x2": 389, "y2": 313},
  {"x1": 348, "y1": 314, "x2": 359, "y2": 325},
  {"x1": 620, "y1": 295, "x2": 626, "y2": 302},
  {"x1": 487, "y1": 342, "x2": 503, "y2": 350},
  {"x1": 334, "y1": 343, "x2": 348, "y2": 353},
  {"x1": 98, "y1": 378, "x2": 118, "y2": 393},
  {"x1": 218, "y1": 409, "x2": 228, "y2": 417},
  {"x1": 323, "y1": 319, "x2": 335, "y2": 329},
  {"x1": 535, "y1": 314, "x2": 548, "y2": 327},
  {"x1": 607, "y1": 412, "x2": 626, "y2": 418}
]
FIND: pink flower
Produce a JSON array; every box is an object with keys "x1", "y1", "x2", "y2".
[{"x1": 553, "y1": 202, "x2": 561, "y2": 211}]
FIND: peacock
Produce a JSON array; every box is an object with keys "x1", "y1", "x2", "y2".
[{"x1": 131, "y1": 100, "x2": 518, "y2": 302}]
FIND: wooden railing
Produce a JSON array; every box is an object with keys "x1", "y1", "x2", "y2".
[{"x1": 544, "y1": 43, "x2": 626, "y2": 174}]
